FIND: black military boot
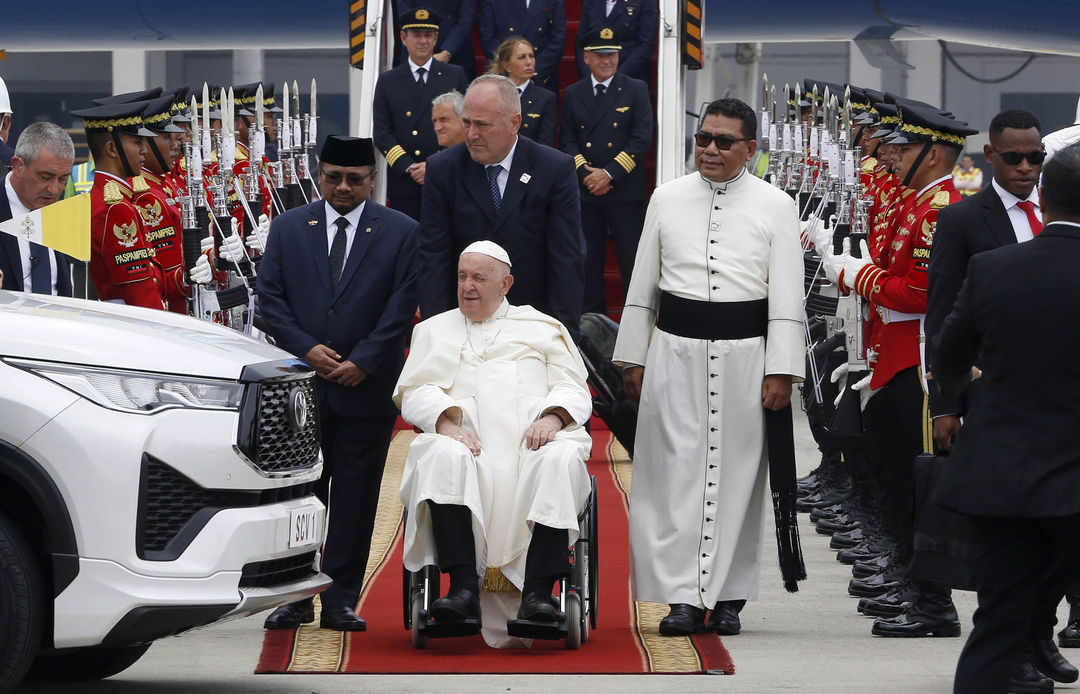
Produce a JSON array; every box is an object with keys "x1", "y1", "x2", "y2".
[
  {"x1": 871, "y1": 582, "x2": 960, "y2": 637},
  {"x1": 1059, "y1": 589, "x2": 1080, "y2": 648}
]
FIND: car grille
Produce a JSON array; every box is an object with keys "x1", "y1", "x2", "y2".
[
  {"x1": 246, "y1": 377, "x2": 321, "y2": 475},
  {"x1": 239, "y1": 550, "x2": 319, "y2": 588},
  {"x1": 138, "y1": 457, "x2": 317, "y2": 561}
]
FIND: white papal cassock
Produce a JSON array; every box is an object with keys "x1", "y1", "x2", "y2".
[
  {"x1": 612, "y1": 169, "x2": 805, "y2": 608},
  {"x1": 393, "y1": 300, "x2": 593, "y2": 647}
]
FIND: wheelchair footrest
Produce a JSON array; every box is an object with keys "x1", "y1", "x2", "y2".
[
  {"x1": 506, "y1": 615, "x2": 568, "y2": 640},
  {"x1": 417, "y1": 611, "x2": 482, "y2": 638}
]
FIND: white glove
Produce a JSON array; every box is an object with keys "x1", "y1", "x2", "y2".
[
  {"x1": 246, "y1": 214, "x2": 269, "y2": 253},
  {"x1": 199, "y1": 234, "x2": 214, "y2": 254},
  {"x1": 831, "y1": 362, "x2": 850, "y2": 409},
  {"x1": 189, "y1": 254, "x2": 214, "y2": 285},
  {"x1": 842, "y1": 240, "x2": 873, "y2": 290},
  {"x1": 820, "y1": 237, "x2": 848, "y2": 285},
  {"x1": 219, "y1": 232, "x2": 246, "y2": 263},
  {"x1": 850, "y1": 372, "x2": 876, "y2": 411},
  {"x1": 807, "y1": 216, "x2": 833, "y2": 256}
]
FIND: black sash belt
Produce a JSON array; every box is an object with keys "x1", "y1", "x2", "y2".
[{"x1": 656, "y1": 292, "x2": 768, "y2": 340}]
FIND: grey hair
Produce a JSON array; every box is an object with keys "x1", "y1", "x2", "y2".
[
  {"x1": 466, "y1": 74, "x2": 521, "y2": 117},
  {"x1": 14, "y1": 122, "x2": 75, "y2": 164},
  {"x1": 432, "y1": 90, "x2": 464, "y2": 117}
]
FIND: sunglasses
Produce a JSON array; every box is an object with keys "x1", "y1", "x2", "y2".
[
  {"x1": 321, "y1": 170, "x2": 373, "y2": 186},
  {"x1": 996, "y1": 150, "x2": 1046, "y2": 166},
  {"x1": 694, "y1": 131, "x2": 752, "y2": 150}
]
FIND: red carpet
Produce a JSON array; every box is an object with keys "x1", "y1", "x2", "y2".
[{"x1": 256, "y1": 428, "x2": 734, "y2": 675}]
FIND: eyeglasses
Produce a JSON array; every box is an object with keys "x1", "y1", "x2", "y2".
[
  {"x1": 320, "y1": 170, "x2": 373, "y2": 186},
  {"x1": 694, "y1": 131, "x2": 752, "y2": 150},
  {"x1": 996, "y1": 150, "x2": 1046, "y2": 166}
]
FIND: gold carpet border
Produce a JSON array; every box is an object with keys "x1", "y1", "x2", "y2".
[
  {"x1": 287, "y1": 430, "x2": 415, "y2": 673},
  {"x1": 634, "y1": 602, "x2": 704, "y2": 672}
]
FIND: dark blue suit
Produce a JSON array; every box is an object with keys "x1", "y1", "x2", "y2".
[
  {"x1": 0, "y1": 183, "x2": 73, "y2": 296},
  {"x1": 575, "y1": 0, "x2": 658, "y2": 82},
  {"x1": 257, "y1": 198, "x2": 419, "y2": 609},
  {"x1": 419, "y1": 135, "x2": 584, "y2": 337},
  {"x1": 560, "y1": 72, "x2": 652, "y2": 312},
  {"x1": 394, "y1": 0, "x2": 478, "y2": 78},
  {"x1": 373, "y1": 60, "x2": 470, "y2": 222},
  {"x1": 519, "y1": 82, "x2": 557, "y2": 147},
  {"x1": 0, "y1": 139, "x2": 13, "y2": 167},
  {"x1": 478, "y1": 0, "x2": 566, "y2": 92}
]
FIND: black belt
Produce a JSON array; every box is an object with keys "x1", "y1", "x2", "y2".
[{"x1": 656, "y1": 292, "x2": 768, "y2": 340}]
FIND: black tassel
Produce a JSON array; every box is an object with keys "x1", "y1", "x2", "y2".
[{"x1": 773, "y1": 490, "x2": 807, "y2": 593}]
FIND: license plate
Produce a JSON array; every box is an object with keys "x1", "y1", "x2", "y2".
[{"x1": 289, "y1": 505, "x2": 323, "y2": 549}]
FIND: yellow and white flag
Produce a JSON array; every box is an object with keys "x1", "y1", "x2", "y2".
[{"x1": 0, "y1": 194, "x2": 91, "y2": 261}]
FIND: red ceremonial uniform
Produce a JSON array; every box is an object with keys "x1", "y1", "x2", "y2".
[
  {"x1": 133, "y1": 171, "x2": 188, "y2": 313},
  {"x1": 88, "y1": 172, "x2": 167, "y2": 310},
  {"x1": 234, "y1": 142, "x2": 274, "y2": 221},
  {"x1": 849, "y1": 176, "x2": 960, "y2": 389}
]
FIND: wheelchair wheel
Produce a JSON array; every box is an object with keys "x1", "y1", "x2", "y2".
[
  {"x1": 403, "y1": 569, "x2": 414, "y2": 630},
  {"x1": 588, "y1": 475, "x2": 599, "y2": 630},
  {"x1": 564, "y1": 592, "x2": 582, "y2": 650},
  {"x1": 411, "y1": 590, "x2": 429, "y2": 649}
]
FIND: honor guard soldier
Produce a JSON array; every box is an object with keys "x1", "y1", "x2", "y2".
[
  {"x1": 166, "y1": 86, "x2": 193, "y2": 198},
  {"x1": 133, "y1": 95, "x2": 189, "y2": 313},
  {"x1": 575, "y1": 0, "x2": 659, "y2": 83},
  {"x1": 825, "y1": 104, "x2": 977, "y2": 639},
  {"x1": 232, "y1": 82, "x2": 275, "y2": 221},
  {"x1": 559, "y1": 25, "x2": 653, "y2": 314},
  {"x1": 71, "y1": 101, "x2": 169, "y2": 310},
  {"x1": 478, "y1": 0, "x2": 566, "y2": 92},
  {"x1": 374, "y1": 8, "x2": 469, "y2": 221},
  {"x1": 260, "y1": 83, "x2": 283, "y2": 162}
]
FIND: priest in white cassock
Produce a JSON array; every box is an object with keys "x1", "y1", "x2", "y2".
[
  {"x1": 613, "y1": 97, "x2": 806, "y2": 637},
  {"x1": 394, "y1": 240, "x2": 593, "y2": 648}
]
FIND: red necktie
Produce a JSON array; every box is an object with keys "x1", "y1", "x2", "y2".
[{"x1": 1018, "y1": 200, "x2": 1043, "y2": 236}]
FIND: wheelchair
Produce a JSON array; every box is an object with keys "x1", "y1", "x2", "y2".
[{"x1": 403, "y1": 475, "x2": 599, "y2": 650}]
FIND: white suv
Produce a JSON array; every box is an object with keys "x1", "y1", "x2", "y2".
[{"x1": 0, "y1": 290, "x2": 330, "y2": 691}]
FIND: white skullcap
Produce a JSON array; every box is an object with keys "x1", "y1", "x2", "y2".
[
  {"x1": 0, "y1": 77, "x2": 10, "y2": 114},
  {"x1": 460, "y1": 240, "x2": 512, "y2": 268}
]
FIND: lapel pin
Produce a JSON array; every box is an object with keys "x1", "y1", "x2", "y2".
[
  {"x1": 307, "y1": 219, "x2": 319, "y2": 226},
  {"x1": 365, "y1": 226, "x2": 372, "y2": 233},
  {"x1": 520, "y1": 173, "x2": 532, "y2": 184}
]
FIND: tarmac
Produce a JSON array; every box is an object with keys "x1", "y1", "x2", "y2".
[{"x1": 16, "y1": 410, "x2": 1077, "y2": 694}]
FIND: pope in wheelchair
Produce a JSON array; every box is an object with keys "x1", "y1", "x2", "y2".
[{"x1": 394, "y1": 241, "x2": 593, "y2": 648}]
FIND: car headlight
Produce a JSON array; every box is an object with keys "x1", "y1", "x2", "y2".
[{"x1": 5, "y1": 359, "x2": 244, "y2": 414}]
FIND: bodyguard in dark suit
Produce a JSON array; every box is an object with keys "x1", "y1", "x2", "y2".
[
  {"x1": 258, "y1": 136, "x2": 419, "y2": 631},
  {"x1": 374, "y1": 9, "x2": 470, "y2": 221},
  {"x1": 927, "y1": 109, "x2": 1077, "y2": 692},
  {"x1": 419, "y1": 74, "x2": 585, "y2": 337},
  {"x1": 575, "y1": 0, "x2": 658, "y2": 82},
  {"x1": 560, "y1": 26, "x2": 652, "y2": 314},
  {"x1": 394, "y1": 0, "x2": 478, "y2": 78},
  {"x1": 933, "y1": 143, "x2": 1080, "y2": 694},
  {"x1": 478, "y1": 0, "x2": 566, "y2": 92},
  {"x1": 0, "y1": 122, "x2": 75, "y2": 297}
]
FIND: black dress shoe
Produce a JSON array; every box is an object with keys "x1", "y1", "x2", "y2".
[
  {"x1": 517, "y1": 591, "x2": 559, "y2": 622},
  {"x1": 430, "y1": 587, "x2": 481, "y2": 622},
  {"x1": 320, "y1": 605, "x2": 367, "y2": 631},
  {"x1": 1033, "y1": 639, "x2": 1079, "y2": 683},
  {"x1": 848, "y1": 570, "x2": 904, "y2": 598},
  {"x1": 263, "y1": 598, "x2": 315, "y2": 629},
  {"x1": 1009, "y1": 661, "x2": 1054, "y2": 693},
  {"x1": 1059, "y1": 619, "x2": 1080, "y2": 648},
  {"x1": 871, "y1": 604, "x2": 961, "y2": 638},
  {"x1": 658, "y1": 603, "x2": 706, "y2": 636},
  {"x1": 707, "y1": 600, "x2": 745, "y2": 636}
]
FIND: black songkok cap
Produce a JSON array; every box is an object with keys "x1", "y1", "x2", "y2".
[
  {"x1": 400, "y1": 8, "x2": 441, "y2": 31},
  {"x1": 320, "y1": 135, "x2": 376, "y2": 167}
]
